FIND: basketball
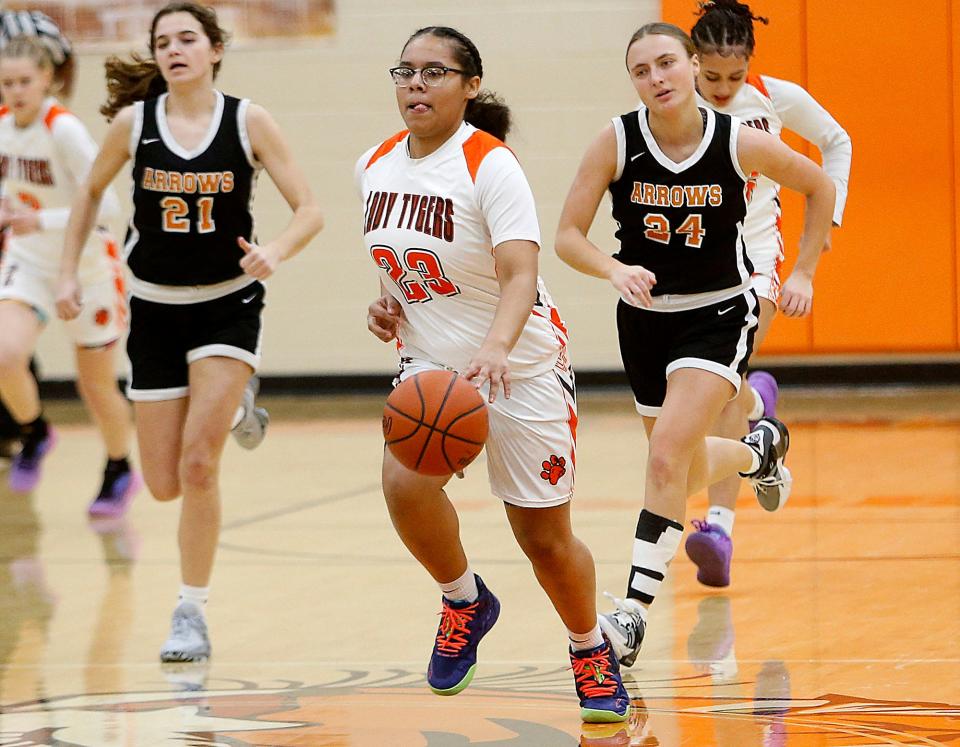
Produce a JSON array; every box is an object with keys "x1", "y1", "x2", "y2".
[{"x1": 382, "y1": 370, "x2": 489, "y2": 476}]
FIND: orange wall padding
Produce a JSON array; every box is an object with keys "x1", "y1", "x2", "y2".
[{"x1": 658, "y1": 0, "x2": 960, "y2": 354}]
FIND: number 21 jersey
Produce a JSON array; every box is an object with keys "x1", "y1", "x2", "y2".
[{"x1": 126, "y1": 91, "x2": 257, "y2": 289}]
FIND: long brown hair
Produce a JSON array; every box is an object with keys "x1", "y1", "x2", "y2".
[{"x1": 100, "y1": 2, "x2": 229, "y2": 120}]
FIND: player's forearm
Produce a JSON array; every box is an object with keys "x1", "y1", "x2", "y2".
[
  {"x1": 270, "y1": 203, "x2": 323, "y2": 261},
  {"x1": 60, "y1": 190, "x2": 101, "y2": 276},
  {"x1": 795, "y1": 179, "x2": 836, "y2": 277},
  {"x1": 484, "y1": 270, "x2": 537, "y2": 353},
  {"x1": 555, "y1": 225, "x2": 619, "y2": 280}
]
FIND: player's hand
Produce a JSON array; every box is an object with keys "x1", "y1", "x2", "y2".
[
  {"x1": 608, "y1": 261, "x2": 656, "y2": 308},
  {"x1": 367, "y1": 294, "x2": 404, "y2": 342},
  {"x1": 463, "y1": 343, "x2": 511, "y2": 403},
  {"x1": 780, "y1": 270, "x2": 814, "y2": 317},
  {"x1": 238, "y1": 237, "x2": 281, "y2": 280},
  {"x1": 55, "y1": 274, "x2": 83, "y2": 320},
  {"x1": 0, "y1": 204, "x2": 40, "y2": 236}
]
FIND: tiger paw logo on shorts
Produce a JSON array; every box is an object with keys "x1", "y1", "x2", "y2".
[
  {"x1": 540, "y1": 454, "x2": 566, "y2": 485},
  {"x1": 94, "y1": 308, "x2": 111, "y2": 326}
]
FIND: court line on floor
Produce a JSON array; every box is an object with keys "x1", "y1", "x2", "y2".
[
  {"x1": 4, "y1": 658, "x2": 959, "y2": 670},
  {"x1": 220, "y1": 482, "x2": 381, "y2": 531}
]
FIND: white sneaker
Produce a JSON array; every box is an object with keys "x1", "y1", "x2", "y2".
[
  {"x1": 232, "y1": 376, "x2": 269, "y2": 450},
  {"x1": 159, "y1": 603, "x2": 211, "y2": 662},
  {"x1": 598, "y1": 592, "x2": 646, "y2": 667},
  {"x1": 740, "y1": 418, "x2": 792, "y2": 511}
]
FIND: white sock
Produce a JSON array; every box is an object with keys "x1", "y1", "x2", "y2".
[
  {"x1": 230, "y1": 406, "x2": 245, "y2": 430},
  {"x1": 569, "y1": 624, "x2": 604, "y2": 652},
  {"x1": 706, "y1": 505, "x2": 736, "y2": 537},
  {"x1": 741, "y1": 440, "x2": 762, "y2": 476},
  {"x1": 178, "y1": 584, "x2": 209, "y2": 615},
  {"x1": 439, "y1": 568, "x2": 478, "y2": 603},
  {"x1": 749, "y1": 385, "x2": 766, "y2": 421}
]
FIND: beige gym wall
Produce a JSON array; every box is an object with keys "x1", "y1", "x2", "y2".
[{"x1": 34, "y1": 0, "x2": 654, "y2": 379}]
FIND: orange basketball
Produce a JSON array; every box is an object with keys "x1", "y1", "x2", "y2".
[{"x1": 382, "y1": 370, "x2": 489, "y2": 476}]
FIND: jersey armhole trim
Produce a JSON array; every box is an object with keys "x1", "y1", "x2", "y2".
[
  {"x1": 237, "y1": 98, "x2": 259, "y2": 168},
  {"x1": 366, "y1": 130, "x2": 408, "y2": 170},
  {"x1": 462, "y1": 130, "x2": 512, "y2": 184},
  {"x1": 129, "y1": 101, "x2": 144, "y2": 158},
  {"x1": 612, "y1": 117, "x2": 626, "y2": 182},
  {"x1": 42, "y1": 103, "x2": 69, "y2": 130},
  {"x1": 746, "y1": 73, "x2": 770, "y2": 99},
  {"x1": 728, "y1": 116, "x2": 749, "y2": 182}
]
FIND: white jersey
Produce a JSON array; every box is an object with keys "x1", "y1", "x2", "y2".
[
  {"x1": 0, "y1": 98, "x2": 120, "y2": 281},
  {"x1": 698, "y1": 74, "x2": 851, "y2": 252},
  {"x1": 356, "y1": 121, "x2": 567, "y2": 379}
]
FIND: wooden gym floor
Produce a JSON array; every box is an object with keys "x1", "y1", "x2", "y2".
[{"x1": 0, "y1": 386, "x2": 958, "y2": 746}]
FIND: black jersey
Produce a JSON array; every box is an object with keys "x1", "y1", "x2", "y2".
[
  {"x1": 609, "y1": 107, "x2": 752, "y2": 297},
  {"x1": 126, "y1": 92, "x2": 256, "y2": 286}
]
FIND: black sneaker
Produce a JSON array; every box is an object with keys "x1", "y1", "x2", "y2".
[{"x1": 740, "y1": 418, "x2": 792, "y2": 511}]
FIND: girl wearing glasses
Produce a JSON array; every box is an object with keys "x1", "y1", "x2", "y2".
[
  {"x1": 555, "y1": 23, "x2": 835, "y2": 667},
  {"x1": 56, "y1": 1, "x2": 322, "y2": 663},
  {"x1": 683, "y1": 0, "x2": 851, "y2": 589},
  {"x1": 358, "y1": 25, "x2": 629, "y2": 723}
]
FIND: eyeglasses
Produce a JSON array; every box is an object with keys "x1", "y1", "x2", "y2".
[{"x1": 389, "y1": 65, "x2": 466, "y2": 87}]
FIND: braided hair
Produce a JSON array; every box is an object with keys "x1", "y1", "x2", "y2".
[
  {"x1": 691, "y1": 0, "x2": 769, "y2": 57},
  {"x1": 402, "y1": 26, "x2": 511, "y2": 141}
]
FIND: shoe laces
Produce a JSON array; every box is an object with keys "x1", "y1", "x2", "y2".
[
  {"x1": 602, "y1": 592, "x2": 642, "y2": 644},
  {"x1": 571, "y1": 645, "x2": 620, "y2": 698},
  {"x1": 434, "y1": 599, "x2": 479, "y2": 655},
  {"x1": 691, "y1": 518, "x2": 727, "y2": 537},
  {"x1": 753, "y1": 468, "x2": 790, "y2": 489}
]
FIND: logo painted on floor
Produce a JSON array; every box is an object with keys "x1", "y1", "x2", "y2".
[{"x1": 1, "y1": 667, "x2": 958, "y2": 746}]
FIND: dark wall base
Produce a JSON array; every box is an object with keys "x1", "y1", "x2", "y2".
[{"x1": 35, "y1": 361, "x2": 960, "y2": 400}]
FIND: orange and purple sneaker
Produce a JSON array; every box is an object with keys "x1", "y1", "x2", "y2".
[
  {"x1": 427, "y1": 574, "x2": 500, "y2": 695},
  {"x1": 570, "y1": 636, "x2": 631, "y2": 723}
]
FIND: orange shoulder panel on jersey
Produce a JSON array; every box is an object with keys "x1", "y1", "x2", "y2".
[
  {"x1": 746, "y1": 73, "x2": 771, "y2": 99},
  {"x1": 0, "y1": 105, "x2": 9, "y2": 118},
  {"x1": 366, "y1": 130, "x2": 409, "y2": 170},
  {"x1": 43, "y1": 104, "x2": 71, "y2": 130},
  {"x1": 462, "y1": 130, "x2": 515, "y2": 183}
]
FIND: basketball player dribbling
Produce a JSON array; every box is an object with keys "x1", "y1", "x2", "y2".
[
  {"x1": 0, "y1": 36, "x2": 138, "y2": 513},
  {"x1": 359, "y1": 25, "x2": 629, "y2": 722},
  {"x1": 555, "y1": 23, "x2": 835, "y2": 667},
  {"x1": 56, "y1": 1, "x2": 322, "y2": 663},
  {"x1": 683, "y1": 0, "x2": 851, "y2": 588}
]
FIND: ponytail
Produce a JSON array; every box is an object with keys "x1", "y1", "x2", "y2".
[{"x1": 101, "y1": 53, "x2": 166, "y2": 121}]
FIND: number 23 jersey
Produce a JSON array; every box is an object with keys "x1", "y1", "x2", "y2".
[{"x1": 356, "y1": 122, "x2": 567, "y2": 379}]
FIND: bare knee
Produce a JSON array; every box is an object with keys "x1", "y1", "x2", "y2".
[
  {"x1": 515, "y1": 524, "x2": 575, "y2": 567},
  {"x1": 646, "y1": 443, "x2": 688, "y2": 492},
  {"x1": 180, "y1": 449, "x2": 219, "y2": 495},
  {"x1": 76, "y1": 374, "x2": 122, "y2": 405},
  {"x1": 147, "y1": 475, "x2": 181, "y2": 501},
  {"x1": 0, "y1": 347, "x2": 29, "y2": 379}
]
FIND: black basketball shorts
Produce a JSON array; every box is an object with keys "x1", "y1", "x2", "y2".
[
  {"x1": 126, "y1": 281, "x2": 265, "y2": 401},
  {"x1": 617, "y1": 288, "x2": 758, "y2": 417}
]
